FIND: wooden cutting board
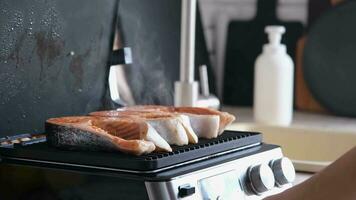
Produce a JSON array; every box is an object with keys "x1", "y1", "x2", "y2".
[
  {"x1": 295, "y1": 36, "x2": 327, "y2": 113},
  {"x1": 303, "y1": 0, "x2": 356, "y2": 117},
  {"x1": 295, "y1": 0, "x2": 345, "y2": 113}
]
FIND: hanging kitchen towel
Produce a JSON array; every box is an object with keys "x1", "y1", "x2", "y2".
[{"x1": 223, "y1": 0, "x2": 303, "y2": 106}]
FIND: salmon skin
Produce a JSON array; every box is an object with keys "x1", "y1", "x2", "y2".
[{"x1": 46, "y1": 116, "x2": 169, "y2": 155}]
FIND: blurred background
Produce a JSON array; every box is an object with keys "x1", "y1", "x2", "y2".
[{"x1": 1, "y1": 0, "x2": 356, "y2": 198}]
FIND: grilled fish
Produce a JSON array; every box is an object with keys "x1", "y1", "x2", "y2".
[
  {"x1": 90, "y1": 110, "x2": 197, "y2": 145},
  {"x1": 120, "y1": 105, "x2": 236, "y2": 138},
  {"x1": 46, "y1": 116, "x2": 172, "y2": 155}
]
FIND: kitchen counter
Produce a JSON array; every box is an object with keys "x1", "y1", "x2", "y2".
[
  {"x1": 222, "y1": 106, "x2": 356, "y2": 133},
  {"x1": 220, "y1": 106, "x2": 356, "y2": 186},
  {"x1": 293, "y1": 172, "x2": 312, "y2": 185}
]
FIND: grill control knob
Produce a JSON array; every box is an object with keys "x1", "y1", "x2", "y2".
[
  {"x1": 270, "y1": 157, "x2": 296, "y2": 186},
  {"x1": 248, "y1": 163, "x2": 275, "y2": 194}
]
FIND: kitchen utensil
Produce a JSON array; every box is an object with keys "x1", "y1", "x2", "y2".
[
  {"x1": 223, "y1": 0, "x2": 303, "y2": 106},
  {"x1": 303, "y1": 1, "x2": 356, "y2": 117}
]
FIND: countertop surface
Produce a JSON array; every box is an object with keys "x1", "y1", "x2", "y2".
[
  {"x1": 222, "y1": 106, "x2": 356, "y2": 133},
  {"x1": 293, "y1": 172, "x2": 312, "y2": 185},
  {"x1": 221, "y1": 106, "x2": 337, "y2": 186}
]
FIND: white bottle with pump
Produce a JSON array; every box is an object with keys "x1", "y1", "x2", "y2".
[{"x1": 254, "y1": 25, "x2": 294, "y2": 126}]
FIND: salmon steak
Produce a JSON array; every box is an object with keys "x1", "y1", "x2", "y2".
[
  {"x1": 91, "y1": 105, "x2": 236, "y2": 139},
  {"x1": 47, "y1": 106, "x2": 236, "y2": 156},
  {"x1": 46, "y1": 116, "x2": 171, "y2": 155}
]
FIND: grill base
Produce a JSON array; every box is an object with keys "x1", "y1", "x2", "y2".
[
  {"x1": 0, "y1": 144, "x2": 286, "y2": 200},
  {"x1": 0, "y1": 131, "x2": 262, "y2": 173}
]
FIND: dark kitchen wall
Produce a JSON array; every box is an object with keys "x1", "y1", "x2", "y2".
[
  {"x1": 118, "y1": 0, "x2": 215, "y2": 105},
  {"x1": 0, "y1": 0, "x2": 214, "y2": 136},
  {"x1": 0, "y1": 0, "x2": 118, "y2": 136},
  {"x1": 118, "y1": 0, "x2": 180, "y2": 105}
]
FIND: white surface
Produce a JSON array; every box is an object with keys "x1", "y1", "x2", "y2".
[
  {"x1": 108, "y1": 65, "x2": 136, "y2": 106},
  {"x1": 109, "y1": 65, "x2": 121, "y2": 103},
  {"x1": 265, "y1": 26, "x2": 286, "y2": 46},
  {"x1": 230, "y1": 122, "x2": 356, "y2": 171},
  {"x1": 293, "y1": 160, "x2": 329, "y2": 173},
  {"x1": 174, "y1": 81, "x2": 199, "y2": 106},
  {"x1": 294, "y1": 172, "x2": 312, "y2": 185},
  {"x1": 223, "y1": 106, "x2": 356, "y2": 132},
  {"x1": 224, "y1": 107, "x2": 356, "y2": 173},
  {"x1": 254, "y1": 26, "x2": 294, "y2": 126}
]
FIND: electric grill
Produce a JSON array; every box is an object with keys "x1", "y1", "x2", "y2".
[
  {"x1": 0, "y1": 130, "x2": 294, "y2": 200},
  {"x1": 0, "y1": 0, "x2": 295, "y2": 199}
]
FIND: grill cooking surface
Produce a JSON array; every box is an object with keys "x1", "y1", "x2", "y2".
[{"x1": 0, "y1": 131, "x2": 261, "y2": 172}]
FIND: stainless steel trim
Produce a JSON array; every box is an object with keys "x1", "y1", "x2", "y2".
[
  {"x1": 2, "y1": 143, "x2": 260, "y2": 174},
  {"x1": 145, "y1": 147, "x2": 292, "y2": 200}
]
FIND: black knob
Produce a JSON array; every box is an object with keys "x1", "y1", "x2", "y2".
[{"x1": 178, "y1": 184, "x2": 195, "y2": 198}]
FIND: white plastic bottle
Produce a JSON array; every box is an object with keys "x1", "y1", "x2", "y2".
[{"x1": 253, "y1": 26, "x2": 294, "y2": 126}]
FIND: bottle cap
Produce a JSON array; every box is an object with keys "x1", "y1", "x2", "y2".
[{"x1": 265, "y1": 26, "x2": 285, "y2": 46}]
